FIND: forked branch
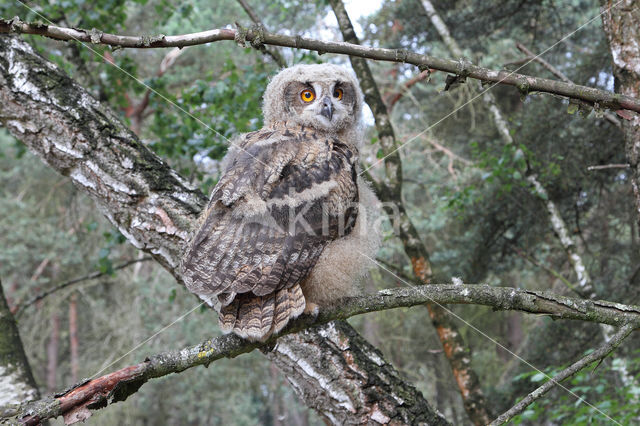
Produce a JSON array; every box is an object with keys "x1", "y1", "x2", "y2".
[{"x1": 17, "y1": 284, "x2": 640, "y2": 424}]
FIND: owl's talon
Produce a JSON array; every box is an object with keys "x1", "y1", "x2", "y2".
[{"x1": 303, "y1": 302, "x2": 320, "y2": 318}]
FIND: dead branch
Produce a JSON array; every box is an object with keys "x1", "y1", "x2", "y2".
[{"x1": 17, "y1": 284, "x2": 640, "y2": 425}]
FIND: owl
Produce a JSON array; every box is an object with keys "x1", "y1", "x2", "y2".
[{"x1": 181, "y1": 64, "x2": 381, "y2": 341}]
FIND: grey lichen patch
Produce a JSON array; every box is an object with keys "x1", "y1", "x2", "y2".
[
  {"x1": 88, "y1": 28, "x2": 103, "y2": 44},
  {"x1": 139, "y1": 34, "x2": 166, "y2": 47},
  {"x1": 20, "y1": 396, "x2": 60, "y2": 422}
]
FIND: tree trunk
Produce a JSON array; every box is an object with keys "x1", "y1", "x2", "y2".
[
  {"x1": 0, "y1": 34, "x2": 443, "y2": 424},
  {"x1": 46, "y1": 313, "x2": 60, "y2": 393},
  {"x1": 267, "y1": 321, "x2": 449, "y2": 425},
  {"x1": 327, "y1": 1, "x2": 492, "y2": 423},
  {"x1": 0, "y1": 280, "x2": 40, "y2": 418},
  {"x1": 602, "y1": 0, "x2": 640, "y2": 224}
]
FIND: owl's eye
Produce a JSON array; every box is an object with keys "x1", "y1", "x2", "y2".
[
  {"x1": 333, "y1": 88, "x2": 344, "y2": 100},
  {"x1": 300, "y1": 89, "x2": 315, "y2": 102}
]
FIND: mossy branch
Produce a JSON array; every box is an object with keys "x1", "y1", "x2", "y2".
[{"x1": 17, "y1": 283, "x2": 640, "y2": 424}]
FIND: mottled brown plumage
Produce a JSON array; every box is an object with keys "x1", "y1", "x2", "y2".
[{"x1": 181, "y1": 64, "x2": 381, "y2": 341}]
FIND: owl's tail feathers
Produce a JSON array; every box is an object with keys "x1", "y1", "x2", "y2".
[{"x1": 218, "y1": 284, "x2": 306, "y2": 342}]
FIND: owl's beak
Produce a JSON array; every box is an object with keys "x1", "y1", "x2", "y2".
[{"x1": 320, "y1": 97, "x2": 333, "y2": 121}]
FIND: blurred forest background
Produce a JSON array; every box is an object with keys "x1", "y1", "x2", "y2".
[{"x1": 1, "y1": 0, "x2": 639, "y2": 424}]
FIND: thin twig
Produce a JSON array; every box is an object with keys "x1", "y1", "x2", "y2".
[
  {"x1": 386, "y1": 69, "x2": 432, "y2": 110},
  {"x1": 587, "y1": 163, "x2": 630, "y2": 171},
  {"x1": 16, "y1": 257, "x2": 152, "y2": 315},
  {"x1": 1, "y1": 19, "x2": 639, "y2": 112},
  {"x1": 511, "y1": 246, "x2": 578, "y2": 293},
  {"x1": 489, "y1": 322, "x2": 636, "y2": 425},
  {"x1": 375, "y1": 257, "x2": 415, "y2": 283}
]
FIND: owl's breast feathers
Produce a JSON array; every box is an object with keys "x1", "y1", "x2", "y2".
[{"x1": 181, "y1": 122, "x2": 359, "y2": 341}]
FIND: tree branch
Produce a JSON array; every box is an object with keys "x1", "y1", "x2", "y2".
[
  {"x1": 16, "y1": 283, "x2": 640, "y2": 424},
  {"x1": 489, "y1": 322, "x2": 637, "y2": 425},
  {"x1": 1, "y1": 19, "x2": 639, "y2": 112},
  {"x1": 0, "y1": 280, "x2": 40, "y2": 418},
  {"x1": 587, "y1": 163, "x2": 630, "y2": 171},
  {"x1": 15, "y1": 257, "x2": 152, "y2": 316}
]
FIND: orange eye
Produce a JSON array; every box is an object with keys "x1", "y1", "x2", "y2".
[
  {"x1": 301, "y1": 89, "x2": 315, "y2": 102},
  {"x1": 333, "y1": 88, "x2": 343, "y2": 100}
]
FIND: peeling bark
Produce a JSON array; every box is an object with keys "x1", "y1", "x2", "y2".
[{"x1": 0, "y1": 34, "x2": 441, "y2": 424}]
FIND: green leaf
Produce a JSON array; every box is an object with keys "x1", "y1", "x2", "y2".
[{"x1": 531, "y1": 372, "x2": 547, "y2": 382}]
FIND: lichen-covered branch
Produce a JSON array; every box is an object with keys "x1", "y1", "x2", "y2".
[
  {"x1": 489, "y1": 322, "x2": 637, "y2": 425},
  {"x1": 0, "y1": 280, "x2": 40, "y2": 418},
  {"x1": 15, "y1": 257, "x2": 152, "y2": 316},
  {"x1": 0, "y1": 34, "x2": 440, "y2": 425},
  {"x1": 1, "y1": 18, "x2": 639, "y2": 112},
  {"x1": 16, "y1": 282, "x2": 640, "y2": 424}
]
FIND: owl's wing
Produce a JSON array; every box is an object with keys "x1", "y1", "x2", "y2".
[{"x1": 181, "y1": 126, "x2": 358, "y2": 341}]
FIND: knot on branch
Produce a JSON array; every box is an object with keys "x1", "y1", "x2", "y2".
[
  {"x1": 234, "y1": 23, "x2": 266, "y2": 51},
  {"x1": 137, "y1": 34, "x2": 166, "y2": 47},
  {"x1": 456, "y1": 57, "x2": 472, "y2": 77},
  {"x1": 234, "y1": 22, "x2": 249, "y2": 48},
  {"x1": 443, "y1": 58, "x2": 473, "y2": 92},
  {"x1": 395, "y1": 49, "x2": 410, "y2": 63},
  {"x1": 294, "y1": 34, "x2": 303, "y2": 49},
  {"x1": 516, "y1": 76, "x2": 530, "y2": 99},
  {"x1": 89, "y1": 28, "x2": 103, "y2": 44},
  {"x1": 8, "y1": 16, "x2": 23, "y2": 33}
]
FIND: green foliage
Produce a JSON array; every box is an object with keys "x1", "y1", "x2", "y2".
[
  {"x1": 511, "y1": 354, "x2": 640, "y2": 424},
  {"x1": 149, "y1": 60, "x2": 269, "y2": 169}
]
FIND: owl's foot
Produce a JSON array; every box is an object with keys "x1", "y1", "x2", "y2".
[{"x1": 303, "y1": 301, "x2": 320, "y2": 318}]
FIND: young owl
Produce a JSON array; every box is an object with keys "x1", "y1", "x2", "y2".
[{"x1": 181, "y1": 64, "x2": 381, "y2": 341}]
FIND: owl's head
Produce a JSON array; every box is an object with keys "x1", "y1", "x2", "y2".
[{"x1": 263, "y1": 64, "x2": 364, "y2": 138}]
